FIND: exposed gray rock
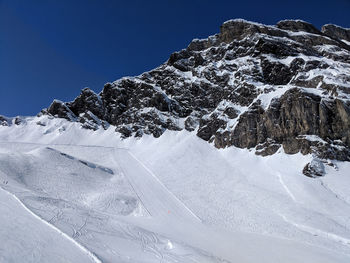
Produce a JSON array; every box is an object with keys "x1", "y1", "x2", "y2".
[
  {"x1": 277, "y1": 20, "x2": 321, "y2": 35},
  {"x1": 215, "y1": 88, "x2": 350, "y2": 162},
  {"x1": 303, "y1": 158, "x2": 325, "y2": 177},
  {"x1": 255, "y1": 139, "x2": 281, "y2": 156},
  {"x1": 68, "y1": 88, "x2": 105, "y2": 120},
  {"x1": 261, "y1": 59, "x2": 294, "y2": 85},
  {"x1": 197, "y1": 113, "x2": 226, "y2": 141},
  {"x1": 14, "y1": 117, "x2": 22, "y2": 125},
  {"x1": 0, "y1": 115, "x2": 10, "y2": 126},
  {"x1": 46, "y1": 100, "x2": 76, "y2": 121},
  {"x1": 219, "y1": 19, "x2": 287, "y2": 43},
  {"x1": 223, "y1": 107, "x2": 239, "y2": 119},
  {"x1": 36, "y1": 121, "x2": 46, "y2": 127},
  {"x1": 185, "y1": 116, "x2": 199, "y2": 132},
  {"x1": 322, "y1": 24, "x2": 350, "y2": 42}
]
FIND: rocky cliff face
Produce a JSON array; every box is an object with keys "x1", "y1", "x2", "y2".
[{"x1": 37, "y1": 19, "x2": 350, "y2": 176}]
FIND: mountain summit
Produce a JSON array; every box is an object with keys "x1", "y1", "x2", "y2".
[{"x1": 3, "y1": 19, "x2": 350, "y2": 176}]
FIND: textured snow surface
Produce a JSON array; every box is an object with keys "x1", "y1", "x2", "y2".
[
  {"x1": 1, "y1": 117, "x2": 350, "y2": 262},
  {"x1": 0, "y1": 186, "x2": 100, "y2": 263}
]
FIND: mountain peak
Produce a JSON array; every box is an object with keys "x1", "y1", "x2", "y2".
[
  {"x1": 30, "y1": 19, "x2": 350, "y2": 175},
  {"x1": 322, "y1": 23, "x2": 350, "y2": 43},
  {"x1": 276, "y1": 19, "x2": 321, "y2": 34}
]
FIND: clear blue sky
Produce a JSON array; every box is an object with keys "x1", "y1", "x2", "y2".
[{"x1": 1, "y1": 0, "x2": 350, "y2": 117}]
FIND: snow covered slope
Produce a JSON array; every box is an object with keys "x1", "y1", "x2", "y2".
[
  {"x1": 0, "y1": 186, "x2": 100, "y2": 263},
  {"x1": 1, "y1": 117, "x2": 350, "y2": 262}
]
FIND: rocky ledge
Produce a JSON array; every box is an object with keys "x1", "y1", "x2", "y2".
[{"x1": 37, "y1": 19, "x2": 350, "y2": 177}]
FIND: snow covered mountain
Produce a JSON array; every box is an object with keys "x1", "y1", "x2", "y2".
[
  {"x1": 1, "y1": 19, "x2": 350, "y2": 262},
  {"x1": 4, "y1": 19, "x2": 350, "y2": 176}
]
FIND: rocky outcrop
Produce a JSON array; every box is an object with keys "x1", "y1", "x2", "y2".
[
  {"x1": 68, "y1": 88, "x2": 105, "y2": 120},
  {"x1": 322, "y1": 24, "x2": 350, "y2": 42},
  {"x1": 197, "y1": 113, "x2": 227, "y2": 141},
  {"x1": 215, "y1": 88, "x2": 350, "y2": 161},
  {"x1": 276, "y1": 20, "x2": 321, "y2": 34},
  {"x1": 39, "y1": 19, "x2": 350, "y2": 171},
  {"x1": 46, "y1": 100, "x2": 76, "y2": 121},
  {"x1": 0, "y1": 115, "x2": 10, "y2": 126},
  {"x1": 303, "y1": 158, "x2": 325, "y2": 177},
  {"x1": 0, "y1": 116, "x2": 26, "y2": 127},
  {"x1": 219, "y1": 19, "x2": 287, "y2": 43}
]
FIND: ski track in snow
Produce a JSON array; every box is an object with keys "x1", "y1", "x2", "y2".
[
  {"x1": 0, "y1": 185, "x2": 102, "y2": 263},
  {"x1": 126, "y1": 150, "x2": 202, "y2": 222},
  {"x1": 276, "y1": 172, "x2": 297, "y2": 202},
  {"x1": 280, "y1": 214, "x2": 350, "y2": 246}
]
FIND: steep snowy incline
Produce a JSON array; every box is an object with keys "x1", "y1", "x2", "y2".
[
  {"x1": 113, "y1": 147, "x2": 350, "y2": 263},
  {"x1": 0, "y1": 142, "x2": 227, "y2": 263},
  {"x1": 0, "y1": 185, "x2": 100, "y2": 263},
  {"x1": 128, "y1": 130, "x2": 350, "y2": 256},
  {"x1": 1, "y1": 119, "x2": 350, "y2": 262},
  {"x1": 114, "y1": 148, "x2": 200, "y2": 222}
]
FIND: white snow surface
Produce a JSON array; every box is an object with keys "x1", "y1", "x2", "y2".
[{"x1": 1, "y1": 116, "x2": 350, "y2": 262}]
